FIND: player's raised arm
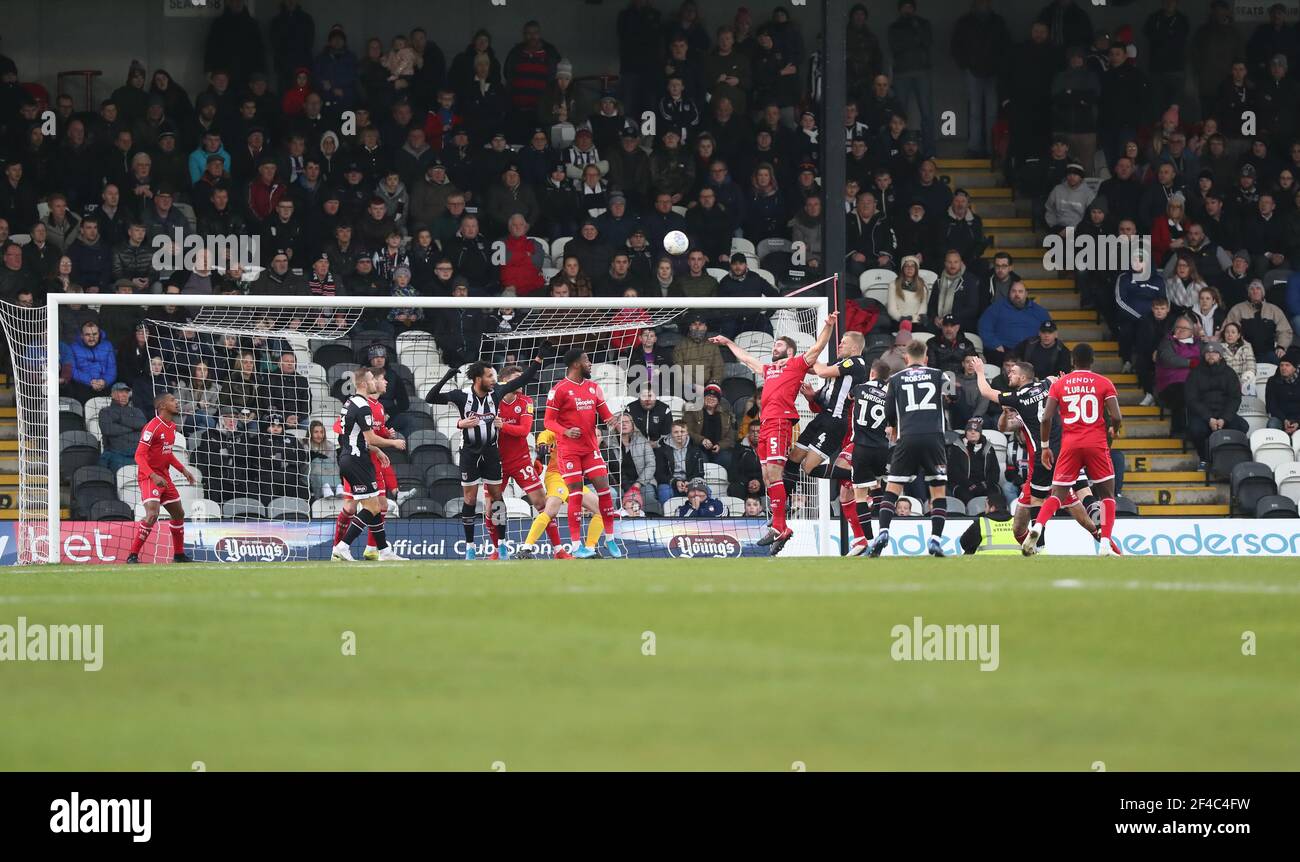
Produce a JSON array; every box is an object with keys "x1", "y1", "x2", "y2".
[
  {"x1": 1038, "y1": 395, "x2": 1059, "y2": 469},
  {"x1": 802, "y1": 312, "x2": 839, "y2": 365},
  {"x1": 969, "y1": 357, "x2": 1003, "y2": 402},
  {"x1": 496, "y1": 355, "x2": 545, "y2": 396},
  {"x1": 709, "y1": 334, "x2": 764, "y2": 374},
  {"x1": 424, "y1": 366, "x2": 460, "y2": 405}
]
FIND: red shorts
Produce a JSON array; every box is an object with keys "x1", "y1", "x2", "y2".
[
  {"x1": 1053, "y1": 446, "x2": 1114, "y2": 486},
  {"x1": 1019, "y1": 475, "x2": 1080, "y2": 507},
  {"x1": 139, "y1": 472, "x2": 180, "y2": 506},
  {"x1": 504, "y1": 457, "x2": 544, "y2": 495},
  {"x1": 343, "y1": 458, "x2": 393, "y2": 499},
  {"x1": 758, "y1": 418, "x2": 796, "y2": 465},
  {"x1": 557, "y1": 446, "x2": 608, "y2": 483}
]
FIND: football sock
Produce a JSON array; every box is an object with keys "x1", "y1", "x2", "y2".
[
  {"x1": 460, "y1": 500, "x2": 476, "y2": 545},
  {"x1": 1100, "y1": 498, "x2": 1117, "y2": 540},
  {"x1": 877, "y1": 491, "x2": 899, "y2": 532},
  {"x1": 1035, "y1": 495, "x2": 1063, "y2": 526},
  {"x1": 168, "y1": 519, "x2": 184, "y2": 556},
  {"x1": 129, "y1": 520, "x2": 154, "y2": 556}
]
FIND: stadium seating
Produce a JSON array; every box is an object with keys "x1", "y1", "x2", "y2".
[
  {"x1": 1114, "y1": 496, "x2": 1140, "y2": 517},
  {"x1": 1239, "y1": 397, "x2": 1269, "y2": 436},
  {"x1": 58, "y1": 431, "x2": 101, "y2": 480},
  {"x1": 859, "y1": 269, "x2": 895, "y2": 306},
  {"x1": 1275, "y1": 463, "x2": 1300, "y2": 507},
  {"x1": 1230, "y1": 462, "x2": 1277, "y2": 516},
  {"x1": 400, "y1": 497, "x2": 442, "y2": 518},
  {"x1": 89, "y1": 500, "x2": 134, "y2": 521},
  {"x1": 964, "y1": 496, "x2": 988, "y2": 514},
  {"x1": 1206, "y1": 430, "x2": 1251, "y2": 480},
  {"x1": 267, "y1": 497, "x2": 311, "y2": 521},
  {"x1": 223, "y1": 498, "x2": 267, "y2": 520},
  {"x1": 188, "y1": 499, "x2": 222, "y2": 521},
  {"x1": 1249, "y1": 429, "x2": 1295, "y2": 472},
  {"x1": 1254, "y1": 495, "x2": 1299, "y2": 518},
  {"x1": 311, "y1": 498, "x2": 346, "y2": 519}
]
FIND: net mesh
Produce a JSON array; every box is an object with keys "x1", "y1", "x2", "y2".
[{"x1": 1, "y1": 298, "x2": 830, "y2": 564}]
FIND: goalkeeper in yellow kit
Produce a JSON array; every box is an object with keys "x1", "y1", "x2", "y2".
[{"x1": 517, "y1": 429, "x2": 606, "y2": 559}]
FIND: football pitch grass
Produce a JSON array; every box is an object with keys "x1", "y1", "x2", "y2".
[{"x1": 1, "y1": 556, "x2": 1297, "y2": 771}]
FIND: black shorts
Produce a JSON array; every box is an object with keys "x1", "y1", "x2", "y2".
[
  {"x1": 1028, "y1": 451, "x2": 1055, "y2": 497},
  {"x1": 851, "y1": 445, "x2": 891, "y2": 489},
  {"x1": 796, "y1": 413, "x2": 847, "y2": 460},
  {"x1": 460, "y1": 446, "x2": 503, "y2": 486},
  {"x1": 338, "y1": 454, "x2": 380, "y2": 500},
  {"x1": 886, "y1": 433, "x2": 948, "y2": 487}
]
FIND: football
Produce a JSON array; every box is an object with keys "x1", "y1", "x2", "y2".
[{"x1": 663, "y1": 230, "x2": 690, "y2": 256}]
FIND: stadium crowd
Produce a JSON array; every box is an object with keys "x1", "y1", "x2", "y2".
[{"x1": 5, "y1": 0, "x2": 1300, "y2": 519}]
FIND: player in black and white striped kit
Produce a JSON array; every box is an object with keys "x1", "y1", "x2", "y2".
[
  {"x1": 426, "y1": 355, "x2": 543, "y2": 560},
  {"x1": 846, "y1": 360, "x2": 893, "y2": 555},
  {"x1": 779, "y1": 330, "x2": 869, "y2": 507},
  {"x1": 868, "y1": 339, "x2": 949, "y2": 559},
  {"x1": 333, "y1": 367, "x2": 408, "y2": 562}
]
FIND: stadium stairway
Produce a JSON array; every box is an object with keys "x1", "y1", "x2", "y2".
[
  {"x1": 937, "y1": 157, "x2": 1230, "y2": 517},
  {"x1": 0, "y1": 375, "x2": 68, "y2": 522}
]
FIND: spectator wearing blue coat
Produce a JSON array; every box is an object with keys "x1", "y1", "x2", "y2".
[
  {"x1": 676, "y1": 478, "x2": 725, "y2": 517},
  {"x1": 60, "y1": 319, "x2": 117, "y2": 403},
  {"x1": 1115, "y1": 265, "x2": 1168, "y2": 369},
  {"x1": 313, "y1": 24, "x2": 361, "y2": 112},
  {"x1": 188, "y1": 130, "x2": 232, "y2": 184},
  {"x1": 978, "y1": 281, "x2": 1050, "y2": 366}
]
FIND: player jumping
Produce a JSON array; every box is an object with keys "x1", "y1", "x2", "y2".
[
  {"x1": 494, "y1": 364, "x2": 569, "y2": 558},
  {"x1": 126, "y1": 392, "x2": 195, "y2": 564},
  {"x1": 426, "y1": 354, "x2": 543, "y2": 560},
  {"x1": 711, "y1": 312, "x2": 839, "y2": 556},
  {"x1": 1022, "y1": 343, "x2": 1123, "y2": 556},
  {"x1": 867, "y1": 338, "x2": 951, "y2": 559},
  {"x1": 799, "y1": 379, "x2": 870, "y2": 554},
  {"x1": 846, "y1": 361, "x2": 893, "y2": 555},
  {"x1": 543, "y1": 348, "x2": 623, "y2": 559}
]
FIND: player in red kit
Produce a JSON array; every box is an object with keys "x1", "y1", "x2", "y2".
[
  {"x1": 712, "y1": 312, "x2": 838, "y2": 555},
  {"x1": 544, "y1": 348, "x2": 623, "y2": 559},
  {"x1": 333, "y1": 370, "x2": 405, "y2": 560},
  {"x1": 1023, "y1": 343, "x2": 1123, "y2": 556},
  {"x1": 126, "y1": 392, "x2": 196, "y2": 564},
  {"x1": 495, "y1": 364, "x2": 563, "y2": 556}
]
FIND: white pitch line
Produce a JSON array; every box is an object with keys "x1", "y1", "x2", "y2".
[{"x1": 1, "y1": 578, "x2": 1299, "y2": 607}]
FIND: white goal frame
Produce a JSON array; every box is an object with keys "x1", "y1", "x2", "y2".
[{"x1": 33, "y1": 293, "x2": 832, "y2": 563}]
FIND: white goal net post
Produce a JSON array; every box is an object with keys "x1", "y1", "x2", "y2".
[{"x1": 1, "y1": 293, "x2": 833, "y2": 565}]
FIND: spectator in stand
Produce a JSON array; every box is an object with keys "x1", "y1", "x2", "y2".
[
  {"x1": 946, "y1": 417, "x2": 1000, "y2": 505},
  {"x1": 888, "y1": 1, "x2": 935, "y2": 157},
  {"x1": 628, "y1": 328, "x2": 673, "y2": 389},
  {"x1": 97, "y1": 381, "x2": 146, "y2": 472},
  {"x1": 1044, "y1": 164, "x2": 1095, "y2": 233},
  {"x1": 1184, "y1": 341, "x2": 1247, "y2": 464},
  {"x1": 1224, "y1": 279, "x2": 1293, "y2": 366},
  {"x1": 675, "y1": 314, "x2": 724, "y2": 403},
  {"x1": 1144, "y1": 0, "x2": 1192, "y2": 115},
  {"x1": 952, "y1": 0, "x2": 1011, "y2": 159},
  {"x1": 718, "y1": 253, "x2": 777, "y2": 337},
  {"x1": 60, "y1": 320, "x2": 116, "y2": 403},
  {"x1": 1163, "y1": 255, "x2": 1206, "y2": 316},
  {"x1": 1018, "y1": 320, "x2": 1072, "y2": 378},
  {"x1": 66, "y1": 216, "x2": 113, "y2": 292},
  {"x1": 629, "y1": 386, "x2": 673, "y2": 447},
  {"x1": 504, "y1": 21, "x2": 560, "y2": 139},
  {"x1": 314, "y1": 24, "x2": 360, "y2": 112},
  {"x1": 677, "y1": 477, "x2": 725, "y2": 517},
  {"x1": 1190, "y1": 286, "x2": 1227, "y2": 342},
  {"x1": 219, "y1": 350, "x2": 267, "y2": 421},
  {"x1": 685, "y1": 382, "x2": 735, "y2": 470},
  {"x1": 927, "y1": 250, "x2": 979, "y2": 333},
  {"x1": 728, "y1": 426, "x2": 765, "y2": 500},
  {"x1": 927, "y1": 315, "x2": 977, "y2": 375},
  {"x1": 262, "y1": 350, "x2": 311, "y2": 431},
  {"x1": 656, "y1": 420, "x2": 706, "y2": 504},
  {"x1": 845, "y1": 189, "x2": 896, "y2": 278},
  {"x1": 887, "y1": 256, "x2": 929, "y2": 332},
  {"x1": 1266, "y1": 348, "x2": 1300, "y2": 432},
  {"x1": 612, "y1": 412, "x2": 657, "y2": 498},
  {"x1": 1050, "y1": 48, "x2": 1100, "y2": 177},
  {"x1": 1098, "y1": 156, "x2": 1143, "y2": 228},
  {"x1": 980, "y1": 282, "x2": 1050, "y2": 367},
  {"x1": 1155, "y1": 315, "x2": 1200, "y2": 434},
  {"x1": 176, "y1": 360, "x2": 221, "y2": 436},
  {"x1": 1218, "y1": 321, "x2": 1258, "y2": 395},
  {"x1": 195, "y1": 407, "x2": 248, "y2": 504},
  {"x1": 432, "y1": 278, "x2": 486, "y2": 368},
  {"x1": 1115, "y1": 253, "x2": 1168, "y2": 373}
]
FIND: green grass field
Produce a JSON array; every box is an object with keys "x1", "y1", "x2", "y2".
[{"x1": 1, "y1": 557, "x2": 1297, "y2": 771}]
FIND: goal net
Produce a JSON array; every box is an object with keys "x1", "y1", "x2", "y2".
[{"x1": 1, "y1": 294, "x2": 831, "y2": 565}]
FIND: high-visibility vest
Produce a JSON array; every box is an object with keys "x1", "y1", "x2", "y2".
[{"x1": 977, "y1": 516, "x2": 1021, "y2": 554}]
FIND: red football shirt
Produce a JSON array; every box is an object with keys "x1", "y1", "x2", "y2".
[
  {"x1": 1049, "y1": 370, "x2": 1118, "y2": 449},
  {"x1": 544, "y1": 376, "x2": 612, "y2": 451},
  {"x1": 759, "y1": 355, "x2": 810, "y2": 423},
  {"x1": 134, "y1": 416, "x2": 183, "y2": 474},
  {"x1": 497, "y1": 392, "x2": 535, "y2": 464}
]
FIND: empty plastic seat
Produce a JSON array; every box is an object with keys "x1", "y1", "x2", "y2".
[
  {"x1": 1275, "y1": 462, "x2": 1300, "y2": 507},
  {"x1": 90, "y1": 499, "x2": 133, "y2": 521},
  {"x1": 1207, "y1": 429, "x2": 1251, "y2": 479},
  {"x1": 74, "y1": 485, "x2": 119, "y2": 518},
  {"x1": 964, "y1": 495, "x2": 988, "y2": 514},
  {"x1": 400, "y1": 496, "x2": 442, "y2": 518},
  {"x1": 222, "y1": 497, "x2": 267, "y2": 520},
  {"x1": 1255, "y1": 495, "x2": 1299, "y2": 518},
  {"x1": 1230, "y1": 462, "x2": 1277, "y2": 516},
  {"x1": 1114, "y1": 495, "x2": 1140, "y2": 517},
  {"x1": 427, "y1": 479, "x2": 463, "y2": 509},
  {"x1": 71, "y1": 464, "x2": 115, "y2": 494},
  {"x1": 1250, "y1": 428, "x2": 1295, "y2": 471},
  {"x1": 267, "y1": 496, "x2": 311, "y2": 521},
  {"x1": 312, "y1": 342, "x2": 355, "y2": 369},
  {"x1": 187, "y1": 499, "x2": 222, "y2": 521}
]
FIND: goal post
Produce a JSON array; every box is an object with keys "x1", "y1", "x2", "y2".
[{"x1": 2, "y1": 292, "x2": 833, "y2": 565}]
